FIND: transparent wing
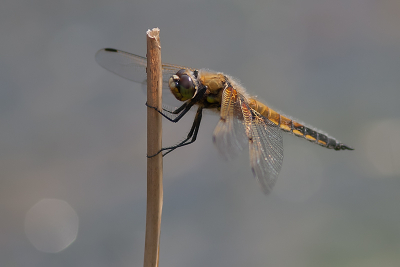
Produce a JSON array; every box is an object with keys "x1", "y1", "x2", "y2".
[
  {"x1": 95, "y1": 48, "x2": 193, "y2": 92},
  {"x1": 239, "y1": 96, "x2": 284, "y2": 194},
  {"x1": 95, "y1": 48, "x2": 194, "y2": 106},
  {"x1": 213, "y1": 87, "x2": 248, "y2": 160},
  {"x1": 213, "y1": 87, "x2": 284, "y2": 194}
]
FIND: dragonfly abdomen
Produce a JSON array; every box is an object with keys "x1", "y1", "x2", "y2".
[{"x1": 248, "y1": 99, "x2": 353, "y2": 150}]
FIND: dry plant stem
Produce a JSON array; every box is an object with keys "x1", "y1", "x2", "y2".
[{"x1": 144, "y1": 28, "x2": 163, "y2": 267}]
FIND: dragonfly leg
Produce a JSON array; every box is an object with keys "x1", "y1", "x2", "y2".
[
  {"x1": 147, "y1": 107, "x2": 203, "y2": 158},
  {"x1": 162, "y1": 102, "x2": 188, "y2": 114},
  {"x1": 145, "y1": 83, "x2": 207, "y2": 122},
  {"x1": 146, "y1": 101, "x2": 194, "y2": 123}
]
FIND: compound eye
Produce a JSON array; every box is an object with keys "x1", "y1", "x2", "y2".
[
  {"x1": 179, "y1": 74, "x2": 192, "y2": 90},
  {"x1": 179, "y1": 74, "x2": 195, "y2": 100}
]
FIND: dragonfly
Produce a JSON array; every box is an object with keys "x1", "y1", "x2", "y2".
[{"x1": 95, "y1": 48, "x2": 353, "y2": 194}]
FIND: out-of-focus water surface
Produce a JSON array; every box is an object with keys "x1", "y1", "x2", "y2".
[{"x1": 2, "y1": 1, "x2": 400, "y2": 266}]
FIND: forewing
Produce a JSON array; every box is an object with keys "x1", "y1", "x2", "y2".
[
  {"x1": 213, "y1": 87, "x2": 248, "y2": 160},
  {"x1": 95, "y1": 48, "x2": 193, "y2": 105},
  {"x1": 95, "y1": 48, "x2": 193, "y2": 91},
  {"x1": 239, "y1": 97, "x2": 284, "y2": 194}
]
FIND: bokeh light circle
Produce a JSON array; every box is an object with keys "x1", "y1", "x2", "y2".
[{"x1": 24, "y1": 199, "x2": 79, "y2": 253}]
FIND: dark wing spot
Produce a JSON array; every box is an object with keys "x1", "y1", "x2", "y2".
[{"x1": 104, "y1": 48, "x2": 118, "y2": 52}]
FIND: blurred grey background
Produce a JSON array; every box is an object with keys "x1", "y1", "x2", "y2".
[{"x1": 2, "y1": 0, "x2": 400, "y2": 266}]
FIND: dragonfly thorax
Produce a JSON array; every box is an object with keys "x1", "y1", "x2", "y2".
[{"x1": 168, "y1": 69, "x2": 197, "y2": 101}]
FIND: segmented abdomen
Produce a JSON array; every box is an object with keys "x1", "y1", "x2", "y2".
[{"x1": 248, "y1": 99, "x2": 353, "y2": 150}]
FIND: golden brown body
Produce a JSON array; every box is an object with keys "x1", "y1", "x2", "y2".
[{"x1": 195, "y1": 71, "x2": 351, "y2": 151}]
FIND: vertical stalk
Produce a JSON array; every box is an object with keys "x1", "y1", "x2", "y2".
[{"x1": 144, "y1": 28, "x2": 163, "y2": 267}]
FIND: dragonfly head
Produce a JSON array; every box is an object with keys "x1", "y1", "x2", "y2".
[{"x1": 168, "y1": 69, "x2": 196, "y2": 101}]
